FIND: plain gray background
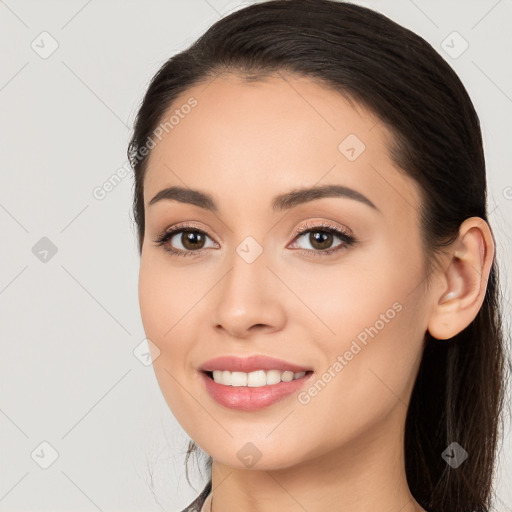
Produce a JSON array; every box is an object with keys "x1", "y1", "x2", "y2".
[{"x1": 1, "y1": 0, "x2": 511, "y2": 510}]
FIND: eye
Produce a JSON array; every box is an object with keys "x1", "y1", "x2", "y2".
[
  {"x1": 288, "y1": 221, "x2": 356, "y2": 257},
  {"x1": 153, "y1": 221, "x2": 356, "y2": 258},
  {"x1": 153, "y1": 223, "x2": 217, "y2": 257}
]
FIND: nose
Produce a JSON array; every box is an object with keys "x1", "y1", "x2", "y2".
[{"x1": 212, "y1": 248, "x2": 287, "y2": 340}]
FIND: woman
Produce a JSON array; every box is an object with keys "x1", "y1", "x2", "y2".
[{"x1": 127, "y1": 1, "x2": 508, "y2": 511}]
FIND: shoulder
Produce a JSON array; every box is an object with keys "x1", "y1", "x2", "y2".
[{"x1": 178, "y1": 480, "x2": 212, "y2": 512}]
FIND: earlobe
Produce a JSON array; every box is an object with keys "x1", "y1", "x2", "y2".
[{"x1": 427, "y1": 217, "x2": 494, "y2": 341}]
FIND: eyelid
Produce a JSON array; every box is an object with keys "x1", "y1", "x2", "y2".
[
  {"x1": 156, "y1": 221, "x2": 217, "y2": 242},
  {"x1": 156, "y1": 219, "x2": 351, "y2": 244},
  {"x1": 288, "y1": 220, "x2": 353, "y2": 242}
]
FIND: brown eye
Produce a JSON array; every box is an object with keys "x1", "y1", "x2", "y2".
[
  {"x1": 308, "y1": 230, "x2": 334, "y2": 250},
  {"x1": 179, "y1": 230, "x2": 207, "y2": 251},
  {"x1": 289, "y1": 222, "x2": 356, "y2": 257},
  {"x1": 153, "y1": 225, "x2": 217, "y2": 257}
]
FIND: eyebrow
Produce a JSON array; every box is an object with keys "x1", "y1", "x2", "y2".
[{"x1": 148, "y1": 184, "x2": 380, "y2": 213}]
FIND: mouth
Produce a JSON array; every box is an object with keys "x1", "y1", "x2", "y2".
[
  {"x1": 199, "y1": 368, "x2": 315, "y2": 411},
  {"x1": 202, "y1": 369, "x2": 314, "y2": 387}
]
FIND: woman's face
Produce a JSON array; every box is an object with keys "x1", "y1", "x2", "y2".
[{"x1": 138, "y1": 73, "x2": 434, "y2": 470}]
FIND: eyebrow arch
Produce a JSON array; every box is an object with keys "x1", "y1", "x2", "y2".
[{"x1": 148, "y1": 184, "x2": 380, "y2": 213}]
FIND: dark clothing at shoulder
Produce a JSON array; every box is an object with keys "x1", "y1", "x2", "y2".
[{"x1": 179, "y1": 480, "x2": 212, "y2": 512}]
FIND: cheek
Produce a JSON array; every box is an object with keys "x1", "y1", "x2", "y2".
[
  {"x1": 137, "y1": 252, "x2": 199, "y2": 346},
  {"x1": 137, "y1": 254, "x2": 199, "y2": 417},
  {"x1": 293, "y1": 292, "x2": 424, "y2": 454},
  {"x1": 138, "y1": 258, "x2": 167, "y2": 341},
  {"x1": 286, "y1": 255, "x2": 404, "y2": 343},
  {"x1": 290, "y1": 249, "x2": 425, "y2": 398}
]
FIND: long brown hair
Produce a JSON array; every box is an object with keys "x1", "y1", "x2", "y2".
[{"x1": 127, "y1": 1, "x2": 510, "y2": 510}]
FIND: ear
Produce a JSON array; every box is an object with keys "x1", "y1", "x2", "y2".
[{"x1": 427, "y1": 217, "x2": 495, "y2": 340}]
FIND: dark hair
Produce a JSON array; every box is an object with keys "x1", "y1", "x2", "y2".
[{"x1": 127, "y1": 1, "x2": 510, "y2": 510}]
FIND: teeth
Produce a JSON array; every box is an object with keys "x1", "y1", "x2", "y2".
[{"x1": 211, "y1": 369, "x2": 307, "y2": 387}]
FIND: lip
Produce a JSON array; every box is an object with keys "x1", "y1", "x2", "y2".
[
  {"x1": 199, "y1": 355, "x2": 313, "y2": 373},
  {"x1": 199, "y1": 370, "x2": 314, "y2": 411}
]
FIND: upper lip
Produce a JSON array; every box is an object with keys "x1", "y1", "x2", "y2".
[{"x1": 199, "y1": 355, "x2": 313, "y2": 373}]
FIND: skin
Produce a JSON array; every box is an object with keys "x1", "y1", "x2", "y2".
[{"x1": 137, "y1": 72, "x2": 494, "y2": 512}]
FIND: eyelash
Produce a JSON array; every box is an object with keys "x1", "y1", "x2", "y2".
[{"x1": 152, "y1": 221, "x2": 356, "y2": 258}]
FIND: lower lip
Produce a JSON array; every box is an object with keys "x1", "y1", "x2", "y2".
[{"x1": 200, "y1": 371, "x2": 313, "y2": 411}]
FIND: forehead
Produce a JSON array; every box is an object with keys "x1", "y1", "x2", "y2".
[{"x1": 143, "y1": 72, "x2": 421, "y2": 219}]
